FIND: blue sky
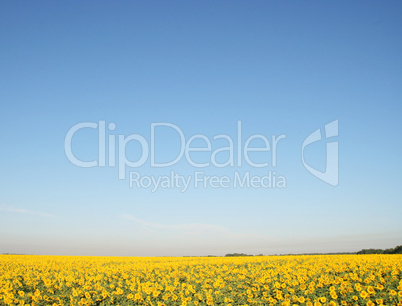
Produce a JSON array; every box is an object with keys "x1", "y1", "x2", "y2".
[{"x1": 0, "y1": 1, "x2": 401, "y2": 256}]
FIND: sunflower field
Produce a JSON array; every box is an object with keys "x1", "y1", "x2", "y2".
[{"x1": 0, "y1": 254, "x2": 401, "y2": 306}]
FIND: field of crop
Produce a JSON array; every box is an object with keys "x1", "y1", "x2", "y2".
[{"x1": 0, "y1": 254, "x2": 401, "y2": 306}]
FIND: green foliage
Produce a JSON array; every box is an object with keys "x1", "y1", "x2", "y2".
[
  {"x1": 224, "y1": 253, "x2": 253, "y2": 257},
  {"x1": 357, "y1": 245, "x2": 402, "y2": 254}
]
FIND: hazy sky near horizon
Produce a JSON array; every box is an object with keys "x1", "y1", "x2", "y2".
[{"x1": 1, "y1": 1, "x2": 401, "y2": 256}]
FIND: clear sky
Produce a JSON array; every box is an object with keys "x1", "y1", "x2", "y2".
[{"x1": 1, "y1": 1, "x2": 401, "y2": 256}]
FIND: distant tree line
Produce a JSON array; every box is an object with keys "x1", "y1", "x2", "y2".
[
  {"x1": 225, "y1": 253, "x2": 263, "y2": 257},
  {"x1": 224, "y1": 245, "x2": 402, "y2": 257},
  {"x1": 357, "y1": 245, "x2": 402, "y2": 255}
]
